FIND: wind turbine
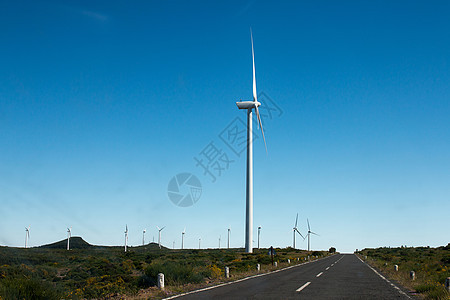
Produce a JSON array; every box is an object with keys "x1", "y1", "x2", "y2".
[
  {"x1": 181, "y1": 227, "x2": 186, "y2": 250},
  {"x1": 236, "y1": 29, "x2": 267, "y2": 253},
  {"x1": 25, "y1": 226, "x2": 30, "y2": 248},
  {"x1": 124, "y1": 225, "x2": 128, "y2": 252},
  {"x1": 157, "y1": 226, "x2": 165, "y2": 249},
  {"x1": 219, "y1": 235, "x2": 221, "y2": 249},
  {"x1": 142, "y1": 229, "x2": 146, "y2": 246},
  {"x1": 67, "y1": 227, "x2": 72, "y2": 251},
  {"x1": 304, "y1": 219, "x2": 319, "y2": 252},
  {"x1": 199, "y1": 237, "x2": 201, "y2": 249},
  {"x1": 257, "y1": 226, "x2": 261, "y2": 249},
  {"x1": 227, "y1": 227, "x2": 231, "y2": 249},
  {"x1": 293, "y1": 213, "x2": 304, "y2": 249}
]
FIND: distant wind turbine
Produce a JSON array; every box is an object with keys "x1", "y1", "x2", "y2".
[
  {"x1": 219, "y1": 235, "x2": 221, "y2": 249},
  {"x1": 25, "y1": 226, "x2": 30, "y2": 248},
  {"x1": 236, "y1": 29, "x2": 267, "y2": 253},
  {"x1": 199, "y1": 237, "x2": 201, "y2": 249},
  {"x1": 181, "y1": 227, "x2": 186, "y2": 250},
  {"x1": 227, "y1": 227, "x2": 231, "y2": 249},
  {"x1": 293, "y1": 213, "x2": 304, "y2": 249},
  {"x1": 124, "y1": 225, "x2": 128, "y2": 252},
  {"x1": 258, "y1": 226, "x2": 261, "y2": 249},
  {"x1": 67, "y1": 227, "x2": 72, "y2": 251},
  {"x1": 157, "y1": 226, "x2": 165, "y2": 249},
  {"x1": 142, "y1": 229, "x2": 146, "y2": 246},
  {"x1": 304, "y1": 219, "x2": 319, "y2": 251}
]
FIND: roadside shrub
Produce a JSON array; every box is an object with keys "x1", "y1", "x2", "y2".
[
  {"x1": 0, "y1": 277, "x2": 63, "y2": 300},
  {"x1": 145, "y1": 261, "x2": 204, "y2": 285}
]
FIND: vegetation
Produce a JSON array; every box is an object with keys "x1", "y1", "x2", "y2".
[
  {"x1": 0, "y1": 237, "x2": 330, "y2": 299},
  {"x1": 358, "y1": 244, "x2": 450, "y2": 300}
]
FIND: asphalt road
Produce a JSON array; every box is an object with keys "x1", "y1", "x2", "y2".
[{"x1": 172, "y1": 254, "x2": 412, "y2": 299}]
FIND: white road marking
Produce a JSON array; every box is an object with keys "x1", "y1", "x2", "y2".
[
  {"x1": 296, "y1": 281, "x2": 311, "y2": 292},
  {"x1": 316, "y1": 272, "x2": 323, "y2": 277},
  {"x1": 325, "y1": 267, "x2": 330, "y2": 270},
  {"x1": 164, "y1": 254, "x2": 337, "y2": 299},
  {"x1": 331, "y1": 264, "x2": 334, "y2": 266},
  {"x1": 356, "y1": 255, "x2": 411, "y2": 299}
]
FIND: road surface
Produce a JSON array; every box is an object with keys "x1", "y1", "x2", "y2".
[{"x1": 171, "y1": 254, "x2": 412, "y2": 299}]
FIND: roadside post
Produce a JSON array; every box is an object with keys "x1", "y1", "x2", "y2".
[
  {"x1": 268, "y1": 246, "x2": 276, "y2": 266},
  {"x1": 158, "y1": 273, "x2": 164, "y2": 290}
]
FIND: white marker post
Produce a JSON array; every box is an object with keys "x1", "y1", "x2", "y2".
[
  {"x1": 225, "y1": 267, "x2": 230, "y2": 278},
  {"x1": 257, "y1": 264, "x2": 260, "y2": 272},
  {"x1": 410, "y1": 271, "x2": 415, "y2": 280},
  {"x1": 394, "y1": 265, "x2": 398, "y2": 271},
  {"x1": 158, "y1": 273, "x2": 164, "y2": 290}
]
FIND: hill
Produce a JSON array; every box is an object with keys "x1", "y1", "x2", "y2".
[{"x1": 39, "y1": 236, "x2": 92, "y2": 249}]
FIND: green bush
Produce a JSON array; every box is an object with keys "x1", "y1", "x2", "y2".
[
  {"x1": 145, "y1": 261, "x2": 204, "y2": 285},
  {"x1": 0, "y1": 277, "x2": 63, "y2": 300}
]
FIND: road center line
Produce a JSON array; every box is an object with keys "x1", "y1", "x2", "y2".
[
  {"x1": 325, "y1": 267, "x2": 330, "y2": 270},
  {"x1": 331, "y1": 264, "x2": 334, "y2": 266},
  {"x1": 316, "y1": 272, "x2": 323, "y2": 277},
  {"x1": 296, "y1": 281, "x2": 311, "y2": 292}
]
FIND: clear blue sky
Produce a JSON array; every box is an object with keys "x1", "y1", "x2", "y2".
[{"x1": 1, "y1": 1, "x2": 449, "y2": 253}]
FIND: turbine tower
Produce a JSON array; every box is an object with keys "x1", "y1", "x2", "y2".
[
  {"x1": 157, "y1": 226, "x2": 165, "y2": 249},
  {"x1": 198, "y1": 237, "x2": 201, "y2": 249},
  {"x1": 25, "y1": 226, "x2": 30, "y2": 248},
  {"x1": 293, "y1": 213, "x2": 304, "y2": 249},
  {"x1": 257, "y1": 226, "x2": 261, "y2": 249},
  {"x1": 227, "y1": 227, "x2": 231, "y2": 249},
  {"x1": 181, "y1": 227, "x2": 186, "y2": 250},
  {"x1": 236, "y1": 29, "x2": 267, "y2": 253},
  {"x1": 67, "y1": 227, "x2": 71, "y2": 251},
  {"x1": 124, "y1": 225, "x2": 128, "y2": 252},
  {"x1": 219, "y1": 235, "x2": 221, "y2": 249},
  {"x1": 142, "y1": 229, "x2": 146, "y2": 246},
  {"x1": 305, "y1": 219, "x2": 319, "y2": 252}
]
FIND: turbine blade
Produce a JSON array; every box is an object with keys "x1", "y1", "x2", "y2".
[
  {"x1": 156, "y1": 226, "x2": 160, "y2": 231},
  {"x1": 311, "y1": 232, "x2": 320, "y2": 236},
  {"x1": 161, "y1": 226, "x2": 166, "y2": 231},
  {"x1": 251, "y1": 28, "x2": 257, "y2": 102},
  {"x1": 307, "y1": 219, "x2": 310, "y2": 231},
  {"x1": 295, "y1": 228, "x2": 304, "y2": 239},
  {"x1": 295, "y1": 213, "x2": 298, "y2": 228},
  {"x1": 255, "y1": 106, "x2": 267, "y2": 153}
]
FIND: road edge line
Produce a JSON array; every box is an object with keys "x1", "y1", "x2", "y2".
[
  {"x1": 355, "y1": 254, "x2": 411, "y2": 299},
  {"x1": 163, "y1": 254, "x2": 338, "y2": 299}
]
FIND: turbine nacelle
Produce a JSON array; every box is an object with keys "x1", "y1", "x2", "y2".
[{"x1": 236, "y1": 100, "x2": 261, "y2": 110}]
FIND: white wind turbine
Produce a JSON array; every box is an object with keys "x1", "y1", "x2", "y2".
[
  {"x1": 236, "y1": 29, "x2": 267, "y2": 253},
  {"x1": 293, "y1": 213, "x2": 304, "y2": 249},
  {"x1": 304, "y1": 219, "x2": 319, "y2": 252},
  {"x1": 181, "y1": 227, "x2": 186, "y2": 250},
  {"x1": 219, "y1": 235, "x2": 221, "y2": 249},
  {"x1": 25, "y1": 226, "x2": 30, "y2": 248},
  {"x1": 124, "y1": 225, "x2": 128, "y2": 252},
  {"x1": 227, "y1": 227, "x2": 231, "y2": 249},
  {"x1": 157, "y1": 226, "x2": 165, "y2": 249},
  {"x1": 257, "y1": 225, "x2": 261, "y2": 249},
  {"x1": 67, "y1": 227, "x2": 72, "y2": 250},
  {"x1": 142, "y1": 229, "x2": 146, "y2": 246}
]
